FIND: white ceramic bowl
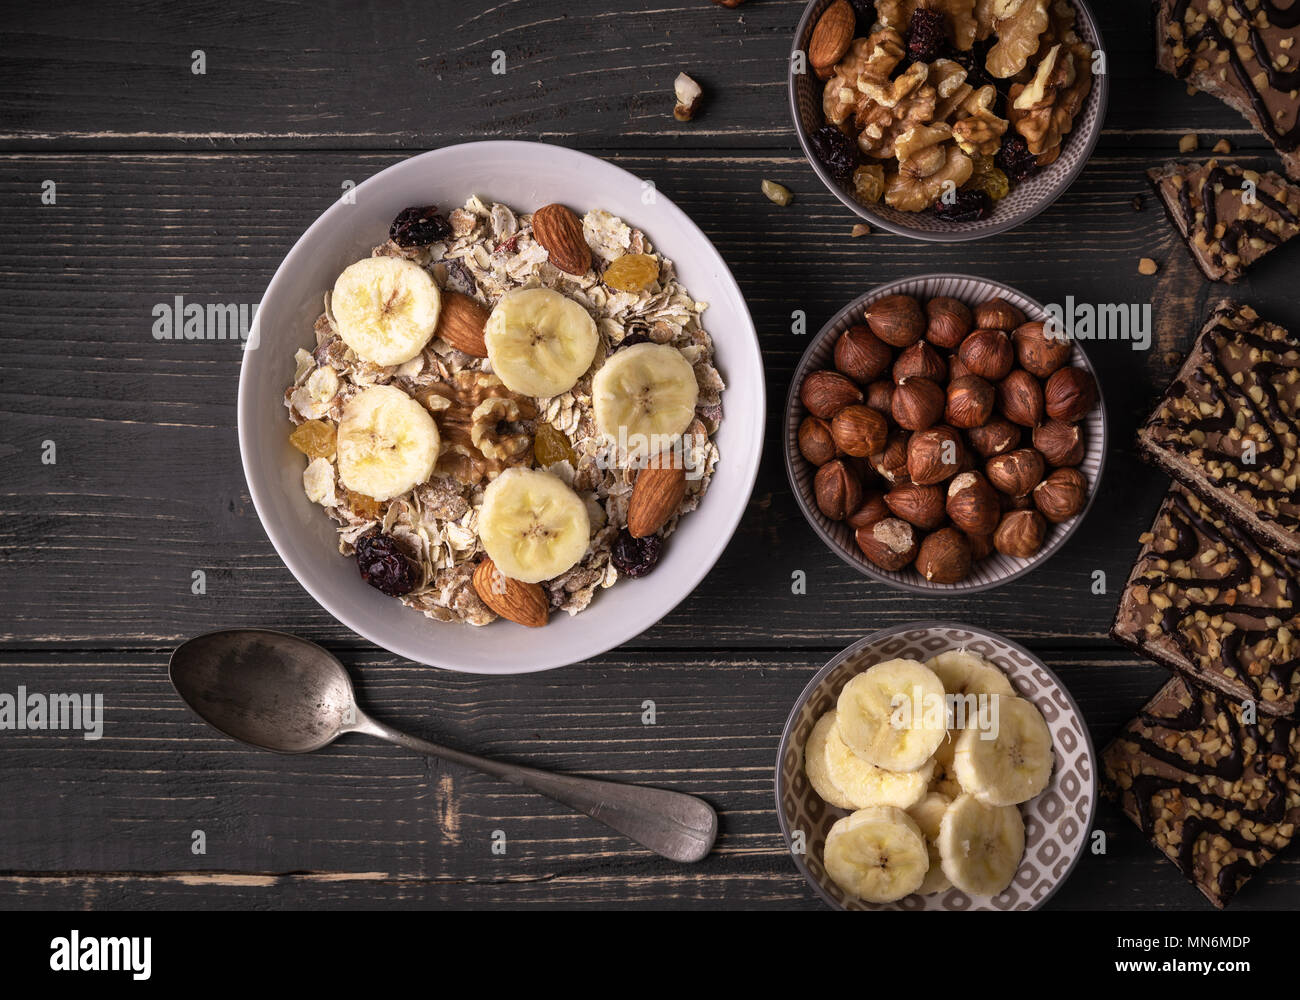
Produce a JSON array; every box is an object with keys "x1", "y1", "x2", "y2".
[{"x1": 238, "y1": 141, "x2": 765, "y2": 674}]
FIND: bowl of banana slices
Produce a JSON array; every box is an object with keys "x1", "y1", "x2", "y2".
[
  {"x1": 776, "y1": 622, "x2": 1095, "y2": 910},
  {"x1": 239, "y1": 142, "x2": 764, "y2": 673}
]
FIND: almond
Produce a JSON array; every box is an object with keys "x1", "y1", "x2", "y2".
[
  {"x1": 435, "y1": 291, "x2": 489, "y2": 357},
  {"x1": 472, "y1": 558, "x2": 549, "y2": 628},
  {"x1": 628, "y1": 457, "x2": 687, "y2": 538},
  {"x1": 531, "y1": 203, "x2": 591, "y2": 276},
  {"x1": 809, "y1": 0, "x2": 855, "y2": 79}
]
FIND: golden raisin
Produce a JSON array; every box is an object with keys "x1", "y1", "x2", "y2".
[
  {"x1": 851, "y1": 164, "x2": 885, "y2": 204},
  {"x1": 602, "y1": 253, "x2": 660, "y2": 293},
  {"x1": 290, "y1": 419, "x2": 336, "y2": 459},
  {"x1": 347, "y1": 492, "x2": 386, "y2": 522},
  {"x1": 533, "y1": 423, "x2": 577, "y2": 467},
  {"x1": 967, "y1": 167, "x2": 1010, "y2": 201}
]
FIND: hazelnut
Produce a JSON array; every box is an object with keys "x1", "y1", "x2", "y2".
[
  {"x1": 865, "y1": 379, "x2": 895, "y2": 414},
  {"x1": 891, "y1": 376, "x2": 945, "y2": 431},
  {"x1": 1000, "y1": 490, "x2": 1034, "y2": 512},
  {"x1": 1034, "y1": 467, "x2": 1088, "y2": 523},
  {"x1": 917, "y1": 527, "x2": 972, "y2": 584},
  {"x1": 831, "y1": 404, "x2": 888, "y2": 458},
  {"x1": 814, "y1": 459, "x2": 863, "y2": 521},
  {"x1": 1044, "y1": 366, "x2": 1099, "y2": 423},
  {"x1": 925, "y1": 297, "x2": 972, "y2": 350},
  {"x1": 965, "y1": 531, "x2": 995, "y2": 561},
  {"x1": 835, "y1": 325, "x2": 892, "y2": 383},
  {"x1": 856, "y1": 518, "x2": 919, "y2": 571},
  {"x1": 798, "y1": 415, "x2": 837, "y2": 465},
  {"x1": 946, "y1": 471, "x2": 999, "y2": 535},
  {"x1": 893, "y1": 340, "x2": 947, "y2": 383},
  {"x1": 884, "y1": 482, "x2": 946, "y2": 530},
  {"x1": 870, "y1": 430, "x2": 911, "y2": 485},
  {"x1": 907, "y1": 425, "x2": 965, "y2": 486},
  {"x1": 865, "y1": 294, "x2": 925, "y2": 347},
  {"x1": 1033, "y1": 419, "x2": 1084, "y2": 467},
  {"x1": 986, "y1": 448, "x2": 1045, "y2": 497},
  {"x1": 847, "y1": 490, "x2": 891, "y2": 529},
  {"x1": 994, "y1": 509, "x2": 1046, "y2": 559},
  {"x1": 801, "y1": 369, "x2": 862, "y2": 419},
  {"x1": 973, "y1": 297, "x2": 1026, "y2": 332},
  {"x1": 996, "y1": 369, "x2": 1045, "y2": 427},
  {"x1": 945, "y1": 374, "x2": 994, "y2": 429},
  {"x1": 957, "y1": 329, "x2": 1014, "y2": 381},
  {"x1": 966, "y1": 416, "x2": 1021, "y2": 459},
  {"x1": 948, "y1": 354, "x2": 972, "y2": 380},
  {"x1": 1013, "y1": 321, "x2": 1071, "y2": 377}
]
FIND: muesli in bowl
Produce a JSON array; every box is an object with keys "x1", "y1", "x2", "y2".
[{"x1": 284, "y1": 199, "x2": 723, "y2": 628}]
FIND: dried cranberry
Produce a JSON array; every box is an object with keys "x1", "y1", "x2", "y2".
[
  {"x1": 355, "y1": 532, "x2": 418, "y2": 596},
  {"x1": 611, "y1": 530, "x2": 663, "y2": 578},
  {"x1": 389, "y1": 206, "x2": 451, "y2": 247},
  {"x1": 996, "y1": 135, "x2": 1039, "y2": 184},
  {"x1": 932, "y1": 189, "x2": 992, "y2": 222},
  {"x1": 906, "y1": 8, "x2": 946, "y2": 63},
  {"x1": 808, "y1": 125, "x2": 859, "y2": 184}
]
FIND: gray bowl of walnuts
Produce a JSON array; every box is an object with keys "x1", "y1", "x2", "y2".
[
  {"x1": 784, "y1": 273, "x2": 1108, "y2": 593},
  {"x1": 789, "y1": 0, "x2": 1109, "y2": 241}
]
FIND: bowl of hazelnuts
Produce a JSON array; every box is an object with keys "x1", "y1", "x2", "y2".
[{"x1": 784, "y1": 274, "x2": 1106, "y2": 592}]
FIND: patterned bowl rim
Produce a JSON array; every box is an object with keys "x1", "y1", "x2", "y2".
[
  {"x1": 783, "y1": 272, "x2": 1110, "y2": 594},
  {"x1": 786, "y1": 0, "x2": 1110, "y2": 242},
  {"x1": 772, "y1": 620, "x2": 1098, "y2": 911}
]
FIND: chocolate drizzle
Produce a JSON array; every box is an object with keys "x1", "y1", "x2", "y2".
[{"x1": 1169, "y1": 0, "x2": 1300, "y2": 152}]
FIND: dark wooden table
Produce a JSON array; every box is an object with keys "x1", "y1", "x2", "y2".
[{"x1": 2, "y1": 0, "x2": 1296, "y2": 910}]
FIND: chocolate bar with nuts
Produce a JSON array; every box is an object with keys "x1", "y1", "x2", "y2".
[
  {"x1": 1148, "y1": 160, "x2": 1300, "y2": 282},
  {"x1": 1155, "y1": 0, "x2": 1300, "y2": 180},
  {"x1": 1112, "y1": 484, "x2": 1300, "y2": 715},
  {"x1": 1103, "y1": 676, "x2": 1300, "y2": 908},
  {"x1": 1139, "y1": 301, "x2": 1300, "y2": 556}
]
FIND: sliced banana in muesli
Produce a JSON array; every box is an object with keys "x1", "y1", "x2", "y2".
[
  {"x1": 478, "y1": 467, "x2": 591, "y2": 584},
  {"x1": 331, "y1": 256, "x2": 442, "y2": 366},
  {"x1": 592, "y1": 342, "x2": 698, "y2": 454},
  {"x1": 823, "y1": 806, "x2": 930, "y2": 903},
  {"x1": 336, "y1": 385, "x2": 439, "y2": 502},
  {"x1": 484, "y1": 287, "x2": 599, "y2": 398}
]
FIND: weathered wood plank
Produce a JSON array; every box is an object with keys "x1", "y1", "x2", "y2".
[
  {"x1": 3, "y1": 150, "x2": 1297, "y2": 648},
  {"x1": 0, "y1": 649, "x2": 1295, "y2": 909},
  {"x1": 0, "y1": 0, "x2": 1275, "y2": 151}
]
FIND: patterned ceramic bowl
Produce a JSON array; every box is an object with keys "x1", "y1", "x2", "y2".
[
  {"x1": 784, "y1": 273, "x2": 1108, "y2": 594},
  {"x1": 788, "y1": 0, "x2": 1109, "y2": 241},
  {"x1": 775, "y1": 622, "x2": 1095, "y2": 910}
]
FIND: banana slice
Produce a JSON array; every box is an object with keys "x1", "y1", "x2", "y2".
[
  {"x1": 823, "y1": 806, "x2": 929, "y2": 903},
  {"x1": 908, "y1": 792, "x2": 954, "y2": 895},
  {"x1": 926, "y1": 650, "x2": 1015, "y2": 699},
  {"x1": 823, "y1": 713, "x2": 932, "y2": 810},
  {"x1": 336, "y1": 385, "x2": 440, "y2": 501},
  {"x1": 804, "y1": 711, "x2": 856, "y2": 811},
  {"x1": 836, "y1": 659, "x2": 947, "y2": 772},
  {"x1": 938, "y1": 793, "x2": 1025, "y2": 896},
  {"x1": 332, "y1": 257, "x2": 441, "y2": 366},
  {"x1": 953, "y1": 695, "x2": 1054, "y2": 806},
  {"x1": 484, "y1": 288, "x2": 599, "y2": 398},
  {"x1": 478, "y1": 467, "x2": 591, "y2": 584},
  {"x1": 592, "y1": 342, "x2": 698, "y2": 456}
]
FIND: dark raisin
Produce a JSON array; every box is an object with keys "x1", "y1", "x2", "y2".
[
  {"x1": 932, "y1": 189, "x2": 992, "y2": 222},
  {"x1": 848, "y1": 0, "x2": 876, "y2": 21},
  {"x1": 618, "y1": 332, "x2": 650, "y2": 350},
  {"x1": 389, "y1": 206, "x2": 451, "y2": 247},
  {"x1": 906, "y1": 8, "x2": 947, "y2": 63},
  {"x1": 808, "y1": 125, "x2": 859, "y2": 184},
  {"x1": 611, "y1": 530, "x2": 663, "y2": 578},
  {"x1": 995, "y1": 135, "x2": 1039, "y2": 184},
  {"x1": 355, "y1": 532, "x2": 419, "y2": 596}
]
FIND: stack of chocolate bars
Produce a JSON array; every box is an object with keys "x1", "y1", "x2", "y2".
[{"x1": 1104, "y1": 300, "x2": 1300, "y2": 907}]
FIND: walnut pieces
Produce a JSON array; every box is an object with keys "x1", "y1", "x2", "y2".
[
  {"x1": 985, "y1": 0, "x2": 1050, "y2": 78},
  {"x1": 794, "y1": 289, "x2": 1098, "y2": 583},
  {"x1": 1008, "y1": 41, "x2": 1092, "y2": 163}
]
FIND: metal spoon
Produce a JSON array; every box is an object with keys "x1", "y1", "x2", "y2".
[{"x1": 168, "y1": 628, "x2": 717, "y2": 863}]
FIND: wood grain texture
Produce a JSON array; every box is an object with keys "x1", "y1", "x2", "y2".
[
  {"x1": 0, "y1": 0, "x2": 1276, "y2": 151},
  {"x1": 0, "y1": 649, "x2": 1294, "y2": 909},
  {"x1": 4, "y1": 0, "x2": 1300, "y2": 910}
]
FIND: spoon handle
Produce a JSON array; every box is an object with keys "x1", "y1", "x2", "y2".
[{"x1": 350, "y1": 712, "x2": 717, "y2": 863}]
